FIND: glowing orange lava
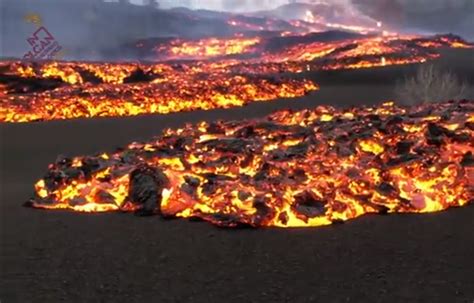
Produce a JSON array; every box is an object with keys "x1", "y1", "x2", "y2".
[
  {"x1": 156, "y1": 37, "x2": 261, "y2": 60},
  {"x1": 0, "y1": 34, "x2": 470, "y2": 123},
  {"x1": 0, "y1": 61, "x2": 317, "y2": 122},
  {"x1": 27, "y1": 100, "x2": 473, "y2": 228}
]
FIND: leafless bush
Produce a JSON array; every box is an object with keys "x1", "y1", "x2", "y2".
[{"x1": 395, "y1": 64, "x2": 468, "y2": 105}]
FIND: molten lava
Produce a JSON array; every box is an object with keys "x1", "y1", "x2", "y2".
[
  {"x1": 156, "y1": 37, "x2": 261, "y2": 60},
  {"x1": 0, "y1": 61, "x2": 317, "y2": 122},
  {"x1": 1, "y1": 32, "x2": 470, "y2": 123},
  {"x1": 27, "y1": 100, "x2": 473, "y2": 228}
]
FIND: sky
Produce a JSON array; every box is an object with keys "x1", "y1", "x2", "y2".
[{"x1": 129, "y1": 0, "x2": 295, "y2": 11}]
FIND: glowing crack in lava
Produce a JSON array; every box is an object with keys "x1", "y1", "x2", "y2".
[{"x1": 27, "y1": 100, "x2": 473, "y2": 227}]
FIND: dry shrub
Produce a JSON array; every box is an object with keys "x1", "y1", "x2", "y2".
[{"x1": 396, "y1": 64, "x2": 468, "y2": 105}]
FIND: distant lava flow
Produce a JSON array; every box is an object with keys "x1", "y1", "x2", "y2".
[
  {"x1": 142, "y1": 33, "x2": 470, "y2": 62},
  {"x1": 0, "y1": 61, "x2": 317, "y2": 123},
  {"x1": 27, "y1": 100, "x2": 473, "y2": 227},
  {"x1": 154, "y1": 37, "x2": 262, "y2": 60},
  {"x1": 0, "y1": 34, "x2": 471, "y2": 123}
]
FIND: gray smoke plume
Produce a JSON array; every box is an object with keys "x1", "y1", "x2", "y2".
[
  {"x1": 157, "y1": 0, "x2": 473, "y2": 39},
  {"x1": 1, "y1": 0, "x2": 472, "y2": 61},
  {"x1": 352, "y1": 0, "x2": 474, "y2": 39}
]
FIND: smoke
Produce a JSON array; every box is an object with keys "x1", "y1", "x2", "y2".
[
  {"x1": 160, "y1": 0, "x2": 359, "y2": 14},
  {"x1": 1, "y1": 0, "x2": 472, "y2": 61},
  {"x1": 0, "y1": 0, "x2": 237, "y2": 60},
  {"x1": 352, "y1": 0, "x2": 474, "y2": 39},
  {"x1": 156, "y1": 0, "x2": 473, "y2": 39},
  {"x1": 163, "y1": 0, "x2": 473, "y2": 39}
]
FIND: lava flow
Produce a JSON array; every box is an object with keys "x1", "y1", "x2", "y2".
[
  {"x1": 0, "y1": 61, "x2": 317, "y2": 122},
  {"x1": 155, "y1": 36, "x2": 262, "y2": 60},
  {"x1": 1, "y1": 34, "x2": 470, "y2": 123},
  {"x1": 27, "y1": 100, "x2": 473, "y2": 228}
]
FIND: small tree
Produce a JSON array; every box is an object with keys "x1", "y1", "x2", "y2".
[{"x1": 395, "y1": 64, "x2": 467, "y2": 105}]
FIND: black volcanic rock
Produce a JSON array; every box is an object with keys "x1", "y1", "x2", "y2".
[{"x1": 128, "y1": 165, "x2": 169, "y2": 216}]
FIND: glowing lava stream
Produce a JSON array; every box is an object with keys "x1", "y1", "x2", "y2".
[
  {"x1": 27, "y1": 100, "x2": 473, "y2": 228},
  {"x1": 1, "y1": 34, "x2": 471, "y2": 123}
]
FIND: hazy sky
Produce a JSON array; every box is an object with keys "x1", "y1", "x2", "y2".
[
  {"x1": 129, "y1": 0, "x2": 293, "y2": 11},
  {"x1": 103, "y1": 0, "x2": 473, "y2": 39}
]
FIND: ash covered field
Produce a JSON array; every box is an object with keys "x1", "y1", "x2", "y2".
[{"x1": 1, "y1": 0, "x2": 474, "y2": 302}]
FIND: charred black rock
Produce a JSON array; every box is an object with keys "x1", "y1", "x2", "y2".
[
  {"x1": 206, "y1": 122, "x2": 226, "y2": 134},
  {"x1": 81, "y1": 157, "x2": 102, "y2": 178},
  {"x1": 461, "y1": 152, "x2": 474, "y2": 167},
  {"x1": 367, "y1": 114, "x2": 381, "y2": 121},
  {"x1": 427, "y1": 123, "x2": 448, "y2": 137},
  {"x1": 395, "y1": 141, "x2": 414, "y2": 155},
  {"x1": 285, "y1": 142, "x2": 310, "y2": 158},
  {"x1": 293, "y1": 126, "x2": 314, "y2": 138},
  {"x1": 254, "y1": 162, "x2": 271, "y2": 181},
  {"x1": 269, "y1": 149, "x2": 286, "y2": 161},
  {"x1": 95, "y1": 190, "x2": 116, "y2": 204},
  {"x1": 184, "y1": 176, "x2": 200, "y2": 187},
  {"x1": 201, "y1": 181, "x2": 217, "y2": 196},
  {"x1": 234, "y1": 125, "x2": 255, "y2": 138},
  {"x1": 376, "y1": 182, "x2": 397, "y2": 197},
  {"x1": 336, "y1": 144, "x2": 355, "y2": 157},
  {"x1": 120, "y1": 150, "x2": 139, "y2": 164},
  {"x1": 62, "y1": 167, "x2": 83, "y2": 181},
  {"x1": 425, "y1": 123, "x2": 449, "y2": 145},
  {"x1": 345, "y1": 168, "x2": 360, "y2": 179},
  {"x1": 239, "y1": 154, "x2": 254, "y2": 168},
  {"x1": 292, "y1": 191, "x2": 326, "y2": 218},
  {"x1": 128, "y1": 165, "x2": 169, "y2": 216},
  {"x1": 181, "y1": 175, "x2": 201, "y2": 196},
  {"x1": 78, "y1": 69, "x2": 103, "y2": 84},
  {"x1": 55, "y1": 155, "x2": 73, "y2": 167},
  {"x1": 409, "y1": 108, "x2": 432, "y2": 118},
  {"x1": 43, "y1": 170, "x2": 67, "y2": 192},
  {"x1": 201, "y1": 174, "x2": 233, "y2": 196},
  {"x1": 288, "y1": 168, "x2": 308, "y2": 183},
  {"x1": 202, "y1": 173, "x2": 234, "y2": 182},
  {"x1": 386, "y1": 153, "x2": 420, "y2": 167},
  {"x1": 238, "y1": 191, "x2": 251, "y2": 201},
  {"x1": 447, "y1": 132, "x2": 471, "y2": 143},
  {"x1": 172, "y1": 137, "x2": 193, "y2": 151},
  {"x1": 385, "y1": 115, "x2": 404, "y2": 125},
  {"x1": 204, "y1": 138, "x2": 251, "y2": 153},
  {"x1": 252, "y1": 196, "x2": 273, "y2": 226},
  {"x1": 335, "y1": 134, "x2": 350, "y2": 143},
  {"x1": 123, "y1": 68, "x2": 154, "y2": 83},
  {"x1": 0, "y1": 73, "x2": 65, "y2": 94}
]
